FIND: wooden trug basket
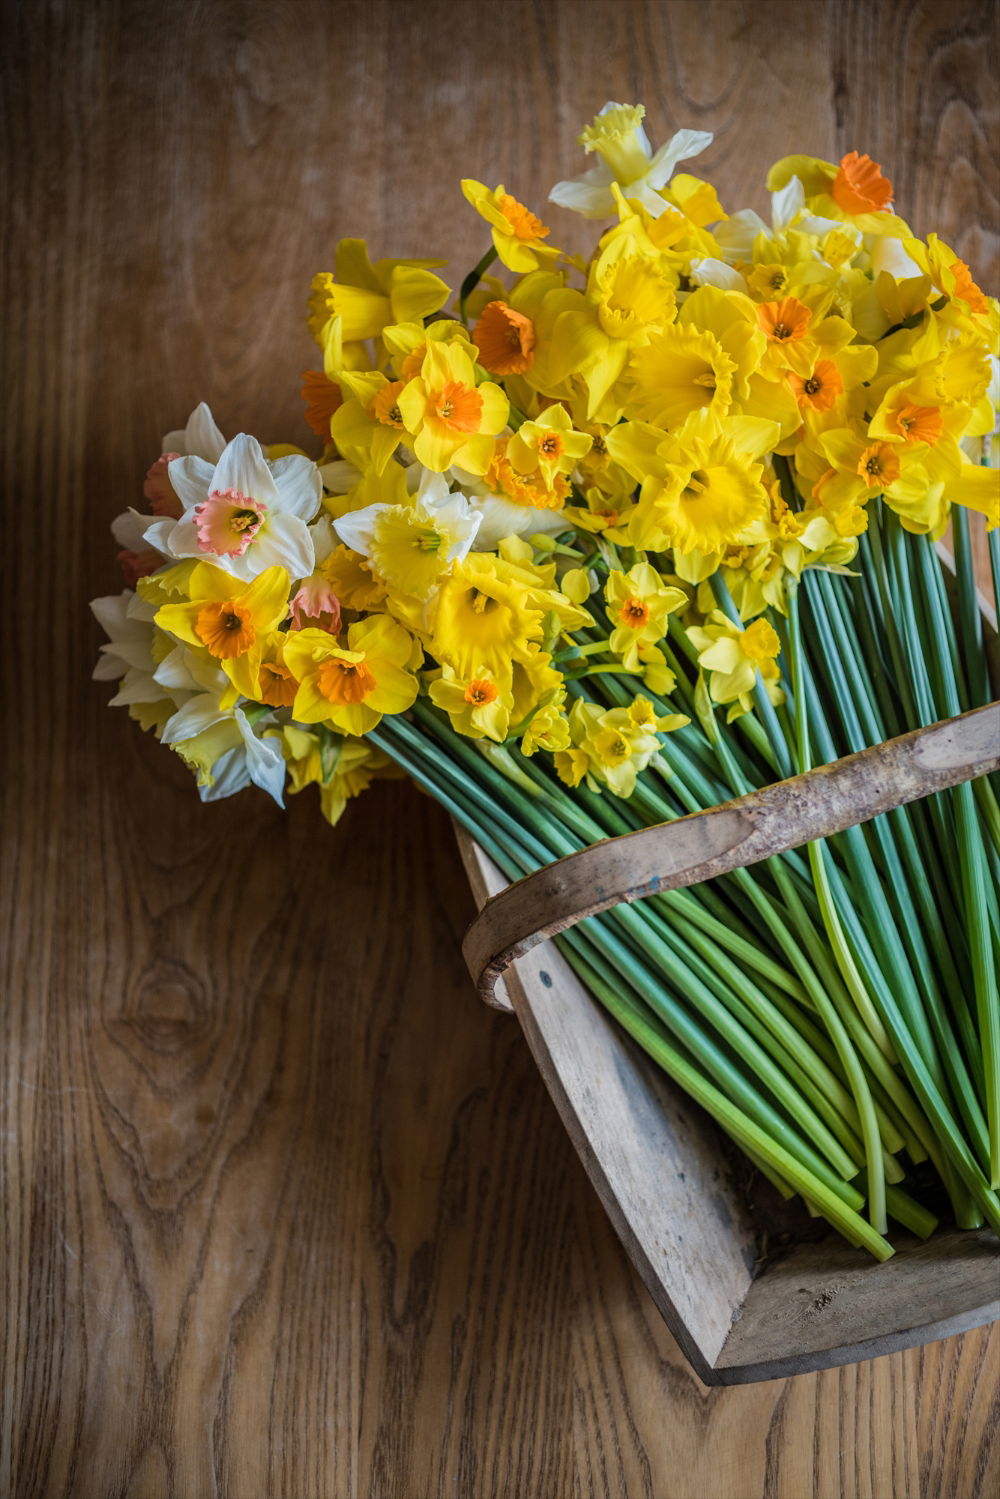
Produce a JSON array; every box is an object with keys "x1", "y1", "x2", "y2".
[{"x1": 457, "y1": 698, "x2": 1000, "y2": 1385}]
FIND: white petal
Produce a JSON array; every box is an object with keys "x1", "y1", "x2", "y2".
[
  {"x1": 89, "y1": 593, "x2": 132, "y2": 636},
  {"x1": 318, "y1": 458, "x2": 362, "y2": 492},
  {"x1": 269, "y1": 454, "x2": 323, "y2": 521},
  {"x1": 470, "y1": 495, "x2": 568, "y2": 548},
  {"x1": 141, "y1": 517, "x2": 181, "y2": 557},
  {"x1": 771, "y1": 175, "x2": 805, "y2": 231},
  {"x1": 103, "y1": 639, "x2": 156, "y2": 672},
  {"x1": 690, "y1": 258, "x2": 748, "y2": 292},
  {"x1": 548, "y1": 163, "x2": 616, "y2": 219},
  {"x1": 161, "y1": 427, "x2": 188, "y2": 455},
  {"x1": 712, "y1": 209, "x2": 769, "y2": 264},
  {"x1": 198, "y1": 746, "x2": 251, "y2": 801},
  {"x1": 625, "y1": 181, "x2": 674, "y2": 219},
  {"x1": 332, "y1": 503, "x2": 385, "y2": 558},
  {"x1": 184, "y1": 402, "x2": 227, "y2": 463},
  {"x1": 93, "y1": 653, "x2": 126, "y2": 681},
  {"x1": 126, "y1": 592, "x2": 157, "y2": 621},
  {"x1": 212, "y1": 434, "x2": 279, "y2": 506},
  {"x1": 869, "y1": 236, "x2": 920, "y2": 280},
  {"x1": 644, "y1": 128, "x2": 713, "y2": 190},
  {"x1": 244, "y1": 513, "x2": 314, "y2": 581},
  {"x1": 146, "y1": 513, "x2": 208, "y2": 564},
  {"x1": 153, "y1": 645, "x2": 202, "y2": 692},
  {"x1": 111, "y1": 508, "x2": 152, "y2": 550},
  {"x1": 235, "y1": 711, "x2": 286, "y2": 807},
  {"x1": 415, "y1": 468, "x2": 452, "y2": 507},
  {"x1": 799, "y1": 212, "x2": 850, "y2": 238},
  {"x1": 108, "y1": 670, "x2": 169, "y2": 706},
  {"x1": 310, "y1": 514, "x2": 337, "y2": 564},
  {"x1": 168, "y1": 455, "x2": 215, "y2": 511},
  {"x1": 162, "y1": 695, "x2": 228, "y2": 745}
]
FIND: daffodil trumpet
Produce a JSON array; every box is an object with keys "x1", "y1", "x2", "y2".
[{"x1": 93, "y1": 104, "x2": 1000, "y2": 1256}]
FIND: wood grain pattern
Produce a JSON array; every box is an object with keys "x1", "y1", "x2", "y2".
[{"x1": 2, "y1": 1, "x2": 998, "y2": 1494}]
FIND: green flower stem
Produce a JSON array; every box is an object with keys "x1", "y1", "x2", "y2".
[
  {"x1": 458, "y1": 246, "x2": 498, "y2": 323},
  {"x1": 903, "y1": 526, "x2": 1000, "y2": 1186},
  {"x1": 805, "y1": 569, "x2": 980, "y2": 1081},
  {"x1": 990, "y1": 527, "x2": 1000, "y2": 626},
  {"x1": 786, "y1": 588, "x2": 897, "y2": 1045},
  {"x1": 566, "y1": 948, "x2": 894, "y2": 1261},
  {"x1": 500, "y1": 745, "x2": 870, "y2": 1155},
  {"x1": 398, "y1": 706, "x2": 871, "y2": 1199}
]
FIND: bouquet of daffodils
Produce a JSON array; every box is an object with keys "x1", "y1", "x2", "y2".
[{"x1": 93, "y1": 104, "x2": 1000, "y2": 1259}]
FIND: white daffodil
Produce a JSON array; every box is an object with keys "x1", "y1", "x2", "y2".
[
  {"x1": 112, "y1": 403, "x2": 230, "y2": 549},
  {"x1": 90, "y1": 591, "x2": 171, "y2": 707},
  {"x1": 333, "y1": 470, "x2": 481, "y2": 599},
  {"x1": 143, "y1": 433, "x2": 323, "y2": 583},
  {"x1": 713, "y1": 176, "x2": 853, "y2": 265},
  {"x1": 161, "y1": 401, "x2": 227, "y2": 463},
  {"x1": 160, "y1": 696, "x2": 286, "y2": 807},
  {"x1": 549, "y1": 102, "x2": 712, "y2": 220}
]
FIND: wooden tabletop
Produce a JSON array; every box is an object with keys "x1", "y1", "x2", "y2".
[{"x1": 3, "y1": 1, "x2": 998, "y2": 1495}]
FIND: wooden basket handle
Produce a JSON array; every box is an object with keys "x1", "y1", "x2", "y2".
[{"x1": 463, "y1": 702, "x2": 1000, "y2": 1011}]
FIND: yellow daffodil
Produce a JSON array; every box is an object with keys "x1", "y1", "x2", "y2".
[
  {"x1": 480, "y1": 436, "x2": 572, "y2": 513},
  {"x1": 430, "y1": 555, "x2": 543, "y2": 680},
  {"x1": 461, "y1": 180, "x2": 561, "y2": 272},
  {"x1": 282, "y1": 615, "x2": 420, "y2": 736},
  {"x1": 333, "y1": 478, "x2": 482, "y2": 601},
  {"x1": 608, "y1": 412, "x2": 776, "y2": 556},
  {"x1": 153, "y1": 562, "x2": 291, "y2": 705},
  {"x1": 317, "y1": 544, "x2": 387, "y2": 612},
  {"x1": 429, "y1": 664, "x2": 514, "y2": 742},
  {"x1": 280, "y1": 724, "x2": 397, "y2": 826},
  {"x1": 809, "y1": 424, "x2": 976, "y2": 535},
  {"x1": 766, "y1": 151, "x2": 910, "y2": 237},
  {"x1": 555, "y1": 697, "x2": 687, "y2": 797},
  {"x1": 902, "y1": 234, "x2": 992, "y2": 324},
  {"x1": 687, "y1": 611, "x2": 784, "y2": 720},
  {"x1": 506, "y1": 404, "x2": 593, "y2": 486},
  {"x1": 624, "y1": 285, "x2": 767, "y2": 433},
  {"x1": 308, "y1": 238, "x2": 450, "y2": 352},
  {"x1": 604, "y1": 562, "x2": 686, "y2": 669},
  {"x1": 396, "y1": 340, "x2": 509, "y2": 474},
  {"x1": 329, "y1": 370, "x2": 409, "y2": 474},
  {"x1": 519, "y1": 695, "x2": 572, "y2": 756},
  {"x1": 382, "y1": 318, "x2": 474, "y2": 381}
]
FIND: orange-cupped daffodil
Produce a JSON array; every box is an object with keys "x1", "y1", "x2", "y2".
[
  {"x1": 282, "y1": 615, "x2": 420, "y2": 736},
  {"x1": 396, "y1": 340, "x2": 509, "y2": 474}
]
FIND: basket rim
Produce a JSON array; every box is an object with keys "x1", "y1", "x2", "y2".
[{"x1": 462, "y1": 702, "x2": 1000, "y2": 1010}]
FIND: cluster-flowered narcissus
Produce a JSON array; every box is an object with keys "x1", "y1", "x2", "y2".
[{"x1": 93, "y1": 102, "x2": 999, "y2": 825}]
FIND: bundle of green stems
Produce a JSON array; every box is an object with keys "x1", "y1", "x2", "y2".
[{"x1": 372, "y1": 508, "x2": 1000, "y2": 1259}]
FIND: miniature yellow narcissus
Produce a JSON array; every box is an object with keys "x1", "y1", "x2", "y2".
[
  {"x1": 429, "y1": 665, "x2": 514, "y2": 743},
  {"x1": 605, "y1": 562, "x2": 686, "y2": 670},
  {"x1": 687, "y1": 610, "x2": 784, "y2": 720}
]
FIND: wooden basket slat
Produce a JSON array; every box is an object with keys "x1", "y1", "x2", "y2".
[{"x1": 464, "y1": 703, "x2": 1000, "y2": 1011}]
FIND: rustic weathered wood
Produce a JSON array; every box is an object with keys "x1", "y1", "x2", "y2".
[
  {"x1": 4, "y1": 0, "x2": 1000, "y2": 1494},
  {"x1": 464, "y1": 704, "x2": 1000, "y2": 1009},
  {"x1": 459, "y1": 834, "x2": 1000, "y2": 1384}
]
